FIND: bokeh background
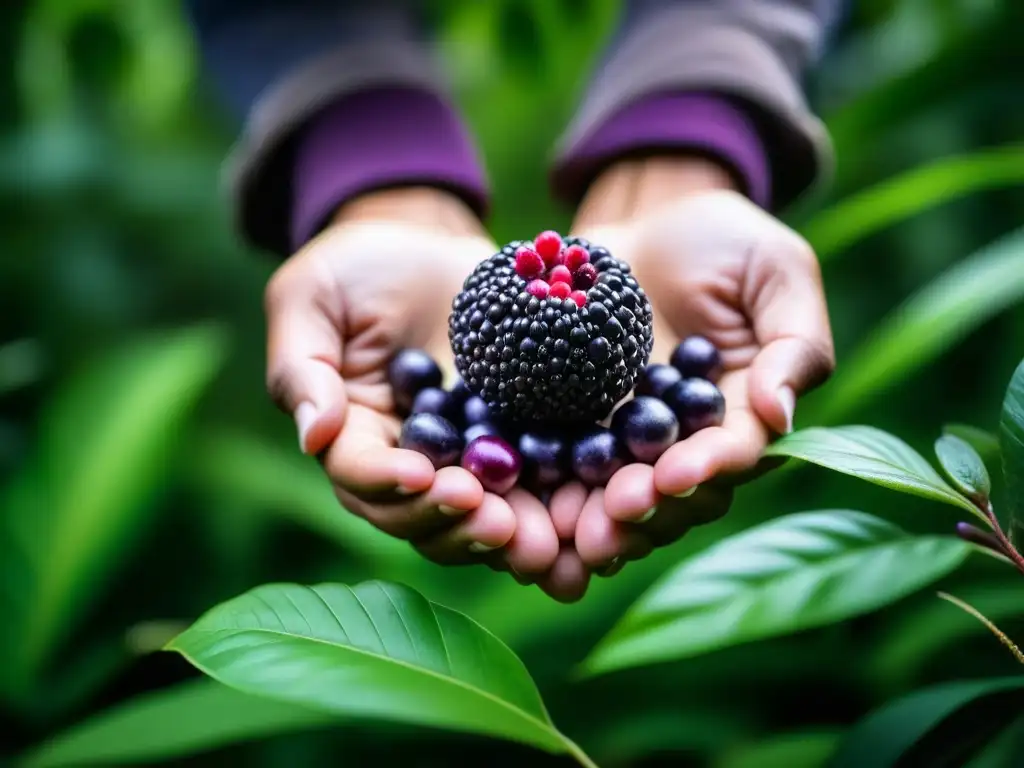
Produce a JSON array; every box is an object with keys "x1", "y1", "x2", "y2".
[{"x1": 3, "y1": 0, "x2": 1024, "y2": 765}]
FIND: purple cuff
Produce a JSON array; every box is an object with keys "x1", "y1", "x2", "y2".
[
  {"x1": 291, "y1": 87, "x2": 489, "y2": 249},
  {"x1": 552, "y1": 93, "x2": 771, "y2": 209}
]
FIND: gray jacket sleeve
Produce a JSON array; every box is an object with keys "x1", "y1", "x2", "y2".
[{"x1": 555, "y1": 0, "x2": 839, "y2": 210}]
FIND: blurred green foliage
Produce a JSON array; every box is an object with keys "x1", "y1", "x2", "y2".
[{"x1": 3, "y1": 0, "x2": 1024, "y2": 765}]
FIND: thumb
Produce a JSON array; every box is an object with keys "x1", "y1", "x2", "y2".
[
  {"x1": 745, "y1": 242, "x2": 835, "y2": 435},
  {"x1": 265, "y1": 269, "x2": 347, "y2": 455}
]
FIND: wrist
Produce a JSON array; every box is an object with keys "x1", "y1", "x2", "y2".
[
  {"x1": 331, "y1": 186, "x2": 489, "y2": 240},
  {"x1": 573, "y1": 155, "x2": 737, "y2": 230}
]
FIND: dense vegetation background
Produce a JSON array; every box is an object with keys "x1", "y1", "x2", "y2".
[{"x1": 3, "y1": 0, "x2": 1024, "y2": 765}]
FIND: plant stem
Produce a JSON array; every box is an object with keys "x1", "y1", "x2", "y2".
[
  {"x1": 981, "y1": 502, "x2": 1024, "y2": 574},
  {"x1": 565, "y1": 739, "x2": 601, "y2": 768}
]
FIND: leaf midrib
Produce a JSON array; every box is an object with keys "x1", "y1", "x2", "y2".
[{"x1": 168, "y1": 625, "x2": 562, "y2": 745}]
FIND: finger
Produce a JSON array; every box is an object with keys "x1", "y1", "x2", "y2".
[
  {"x1": 536, "y1": 546, "x2": 591, "y2": 603},
  {"x1": 265, "y1": 266, "x2": 347, "y2": 455},
  {"x1": 640, "y1": 484, "x2": 733, "y2": 545},
  {"x1": 603, "y1": 463, "x2": 660, "y2": 523},
  {"x1": 337, "y1": 465, "x2": 484, "y2": 540},
  {"x1": 575, "y1": 489, "x2": 650, "y2": 570},
  {"x1": 413, "y1": 493, "x2": 516, "y2": 564},
  {"x1": 654, "y1": 371, "x2": 769, "y2": 497},
  {"x1": 323, "y1": 406, "x2": 435, "y2": 495},
  {"x1": 499, "y1": 489, "x2": 561, "y2": 576},
  {"x1": 550, "y1": 481, "x2": 590, "y2": 540},
  {"x1": 745, "y1": 240, "x2": 835, "y2": 434}
]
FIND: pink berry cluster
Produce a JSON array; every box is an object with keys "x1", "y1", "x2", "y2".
[{"x1": 514, "y1": 230, "x2": 596, "y2": 308}]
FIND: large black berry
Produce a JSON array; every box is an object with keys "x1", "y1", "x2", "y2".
[
  {"x1": 448, "y1": 232, "x2": 654, "y2": 425},
  {"x1": 611, "y1": 396, "x2": 679, "y2": 464},
  {"x1": 518, "y1": 432, "x2": 571, "y2": 490},
  {"x1": 462, "y1": 435, "x2": 522, "y2": 495},
  {"x1": 635, "y1": 363, "x2": 682, "y2": 399},
  {"x1": 399, "y1": 413, "x2": 463, "y2": 469},
  {"x1": 389, "y1": 349, "x2": 443, "y2": 414},
  {"x1": 670, "y1": 336, "x2": 723, "y2": 382},
  {"x1": 663, "y1": 378, "x2": 726, "y2": 437},
  {"x1": 572, "y1": 427, "x2": 626, "y2": 487}
]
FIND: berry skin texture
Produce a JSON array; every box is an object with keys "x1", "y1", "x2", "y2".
[
  {"x1": 573, "y1": 263, "x2": 598, "y2": 290},
  {"x1": 399, "y1": 413, "x2": 463, "y2": 469},
  {"x1": 635, "y1": 363, "x2": 682, "y2": 399},
  {"x1": 526, "y1": 279, "x2": 550, "y2": 299},
  {"x1": 563, "y1": 245, "x2": 590, "y2": 272},
  {"x1": 388, "y1": 349, "x2": 443, "y2": 414},
  {"x1": 572, "y1": 427, "x2": 626, "y2": 486},
  {"x1": 448, "y1": 235, "x2": 654, "y2": 425},
  {"x1": 611, "y1": 396, "x2": 679, "y2": 464},
  {"x1": 670, "y1": 335, "x2": 723, "y2": 382},
  {"x1": 662, "y1": 378, "x2": 726, "y2": 437},
  {"x1": 514, "y1": 247, "x2": 545, "y2": 279},
  {"x1": 534, "y1": 230, "x2": 563, "y2": 268},
  {"x1": 548, "y1": 265, "x2": 573, "y2": 285},
  {"x1": 518, "y1": 432, "x2": 571, "y2": 489},
  {"x1": 461, "y1": 435, "x2": 522, "y2": 495}
]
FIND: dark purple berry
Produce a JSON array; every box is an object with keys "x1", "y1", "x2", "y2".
[
  {"x1": 462, "y1": 436, "x2": 522, "y2": 495},
  {"x1": 411, "y1": 387, "x2": 452, "y2": 418},
  {"x1": 611, "y1": 396, "x2": 679, "y2": 464},
  {"x1": 464, "y1": 421, "x2": 502, "y2": 444},
  {"x1": 462, "y1": 395, "x2": 492, "y2": 426},
  {"x1": 663, "y1": 378, "x2": 726, "y2": 437},
  {"x1": 635, "y1": 363, "x2": 682, "y2": 399},
  {"x1": 388, "y1": 349, "x2": 443, "y2": 414},
  {"x1": 449, "y1": 376, "x2": 472, "y2": 407},
  {"x1": 518, "y1": 432, "x2": 571, "y2": 489},
  {"x1": 670, "y1": 336, "x2": 723, "y2": 382},
  {"x1": 399, "y1": 413, "x2": 463, "y2": 469},
  {"x1": 572, "y1": 427, "x2": 626, "y2": 487}
]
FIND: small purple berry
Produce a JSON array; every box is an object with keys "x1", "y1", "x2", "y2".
[
  {"x1": 399, "y1": 413, "x2": 463, "y2": 469},
  {"x1": 410, "y1": 387, "x2": 452, "y2": 418},
  {"x1": 449, "y1": 376, "x2": 472, "y2": 407},
  {"x1": 464, "y1": 421, "x2": 502, "y2": 444},
  {"x1": 611, "y1": 396, "x2": 679, "y2": 464},
  {"x1": 388, "y1": 349, "x2": 443, "y2": 414},
  {"x1": 461, "y1": 395, "x2": 492, "y2": 427},
  {"x1": 663, "y1": 378, "x2": 726, "y2": 438},
  {"x1": 572, "y1": 427, "x2": 626, "y2": 487},
  {"x1": 462, "y1": 435, "x2": 522, "y2": 495},
  {"x1": 670, "y1": 336, "x2": 723, "y2": 382},
  {"x1": 518, "y1": 432, "x2": 571, "y2": 489},
  {"x1": 635, "y1": 364, "x2": 683, "y2": 399}
]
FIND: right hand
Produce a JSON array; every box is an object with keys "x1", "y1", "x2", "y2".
[{"x1": 264, "y1": 187, "x2": 563, "y2": 585}]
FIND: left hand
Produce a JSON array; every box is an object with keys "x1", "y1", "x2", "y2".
[{"x1": 564, "y1": 156, "x2": 836, "y2": 576}]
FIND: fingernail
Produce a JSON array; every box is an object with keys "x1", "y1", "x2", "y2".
[
  {"x1": 294, "y1": 402, "x2": 317, "y2": 454},
  {"x1": 469, "y1": 542, "x2": 500, "y2": 553},
  {"x1": 438, "y1": 504, "x2": 463, "y2": 516},
  {"x1": 777, "y1": 386, "x2": 796, "y2": 434},
  {"x1": 598, "y1": 557, "x2": 624, "y2": 577},
  {"x1": 395, "y1": 485, "x2": 418, "y2": 496},
  {"x1": 637, "y1": 507, "x2": 657, "y2": 523},
  {"x1": 674, "y1": 485, "x2": 698, "y2": 498}
]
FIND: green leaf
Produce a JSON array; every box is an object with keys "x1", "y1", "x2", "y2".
[
  {"x1": 805, "y1": 227, "x2": 1024, "y2": 423},
  {"x1": 764, "y1": 426, "x2": 981, "y2": 519},
  {"x1": 187, "y1": 430, "x2": 422, "y2": 579},
  {"x1": 580, "y1": 510, "x2": 973, "y2": 677},
  {"x1": 827, "y1": 677, "x2": 1024, "y2": 767},
  {"x1": 0, "y1": 324, "x2": 227, "y2": 702},
  {"x1": 935, "y1": 434, "x2": 991, "y2": 500},
  {"x1": 1000, "y1": 356, "x2": 1024, "y2": 546},
  {"x1": 17, "y1": 680, "x2": 334, "y2": 768},
  {"x1": 166, "y1": 581, "x2": 594, "y2": 764},
  {"x1": 715, "y1": 730, "x2": 842, "y2": 768},
  {"x1": 943, "y1": 424, "x2": 1001, "y2": 464},
  {"x1": 804, "y1": 145, "x2": 1024, "y2": 261}
]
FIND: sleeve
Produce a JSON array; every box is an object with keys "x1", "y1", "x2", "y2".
[
  {"x1": 550, "y1": 0, "x2": 843, "y2": 213},
  {"x1": 184, "y1": 0, "x2": 489, "y2": 257}
]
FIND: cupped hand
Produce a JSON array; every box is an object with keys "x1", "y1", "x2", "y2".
[
  {"x1": 565, "y1": 157, "x2": 836, "y2": 575},
  {"x1": 263, "y1": 187, "x2": 560, "y2": 581}
]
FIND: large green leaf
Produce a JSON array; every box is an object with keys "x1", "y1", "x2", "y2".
[
  {"x1": 804, "y1": 145, "x2": 1024, "y2": 261},
  {"x1": 0, "y1": 324, "x2": 227, "y2": 702},
  {"x1": 18, "y1": 680, "x2": 333, "y2": 768},
  {"x1": 806, "y1": 227, "x2": 1024, "y2": 424},
  {"x1": 580, "y1": 511, "x2": 973, "y2": 677},
  {"x1": 935, "y1": 434, "x2": 991, "y2": 501},
  {"x1": 764, "y1": 426, "x2": 981, "y2": 519},
  {"x1": 1000, "y1": 356, "x2": 1024, "y2": 546},
  {"x1": 827, "y1": 677, "x2": 1024, "y2": 767},
  {"x1": 166, "y1": 581, "x2": 595, "y2": 765},
  {"x1": 943, "y1": 424, "x2": 1001, "y2": 465},
  {"x1": 187, "y1": 430, "x2": 422, "y2": 579}
]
